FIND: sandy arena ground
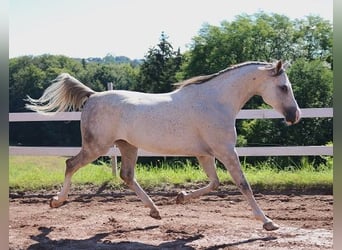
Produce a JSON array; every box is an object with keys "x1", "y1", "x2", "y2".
[{"x1": 9, "y1": 185, "x2": 333, "y2": 249}]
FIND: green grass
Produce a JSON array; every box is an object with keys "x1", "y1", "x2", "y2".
[
  {"x1": 9, "y1": 156, "x2": 119, "y2": 191},
  {"x1": 9, "y1": 156, "x2": 333, "y2": 192}
]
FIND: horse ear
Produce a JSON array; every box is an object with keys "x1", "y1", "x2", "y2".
[
  {"x1": 258, "y1": 60, "x2": 283, "y2": 75},
  {"x1": 275, "y1": 60, "x2": 282, "y2": 74}
]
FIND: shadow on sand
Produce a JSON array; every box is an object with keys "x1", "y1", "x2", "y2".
[
  {"x1": 27, "y1": 226, "x2": 202, "y2": 250},
  {"x1": 27, "y1": 226, "x2": 277, "y2": 250}
]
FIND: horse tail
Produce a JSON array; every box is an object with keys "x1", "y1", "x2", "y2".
[{"x1": 25, "y1": 73, "x2": 96, "y2": 114}]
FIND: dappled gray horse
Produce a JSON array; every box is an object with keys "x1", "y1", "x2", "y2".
[{"x1": 26, "y1": 60, "x2": 300, "y2": 231}]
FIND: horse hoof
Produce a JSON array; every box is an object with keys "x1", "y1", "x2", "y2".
[
  {"x1": 176, "y1": 191, "x2": 187, "y2": 204},
  {"x1": 263, "y1": 221, "x2": 279, "y2": 231},
  {"x1": 49, "y1": 196, "x2": 65, "y2": 208},
  {"x1": 150, "y1": 210, "x2": 161, "y2": 220}
]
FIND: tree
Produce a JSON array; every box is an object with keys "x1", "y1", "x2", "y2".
[
  {"x1": 293, "y1": 16, "x2": 333, "y2": 66},
  {"x1": 181, "y1": 13, "x2": 332, "y2": 78},
  {"x1": 182, "y1": 13, "x2": 293, "y2": 77},
  {"x1": 9, "y1": 55, "x2": 85, "y2": 112},
  {"x1": 136, "y1": 32, "x2": 182, "y2": 93}
]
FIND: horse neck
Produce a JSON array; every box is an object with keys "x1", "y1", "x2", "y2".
[{"x1": 208, "y1": 65, "x2": 262, "y2": 115}]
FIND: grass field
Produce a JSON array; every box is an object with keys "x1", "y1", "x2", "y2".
[{"x1": 9, "y1": 156, "x2": 333, "y2": 192}]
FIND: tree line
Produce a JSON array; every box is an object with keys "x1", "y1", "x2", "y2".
[{"x1": 9, "y1": 13, "x2": 332, "y2": 167}]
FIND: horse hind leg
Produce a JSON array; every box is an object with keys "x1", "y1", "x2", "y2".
[
  {"x1": 116, "y1": 140, "x2": 161, "y2": 220},
  {"x1": 50, "y1": 148, "x2": 101, "y2": 208},
  {"x1": 176, "y1": 155, "x2": 219, "y2": 204}
]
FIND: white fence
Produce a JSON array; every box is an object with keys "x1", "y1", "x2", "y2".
[{"x1": 9, "y1": 108, "x2": 333, "y2": 157}]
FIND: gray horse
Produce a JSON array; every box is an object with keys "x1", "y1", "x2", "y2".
[{"x1": 26, "y1": 60, "x2": 300, "y2": 231}]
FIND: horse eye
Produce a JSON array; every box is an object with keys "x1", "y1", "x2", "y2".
[{"x1": 279, "y1": 85, "x2": 288, "y2": 93}]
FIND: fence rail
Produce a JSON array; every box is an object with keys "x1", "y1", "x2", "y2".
[
  {"x1": 9, "y1": 145, "x2": 333, "y2": 157},
  {"x1": 9, "y1": 108, "x2": 333, "y2": 157},
  {"x1": 9, "y1": 108, "x2": 333, "y2": 122}
]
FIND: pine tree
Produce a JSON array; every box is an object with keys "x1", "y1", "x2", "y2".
[{"x1": 136, "y1": 32, "x2": 182, "y2": 93}]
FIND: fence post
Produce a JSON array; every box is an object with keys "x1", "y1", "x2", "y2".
[{"x1": 107, "y1": 82, "x2": 118, "y2": 177}]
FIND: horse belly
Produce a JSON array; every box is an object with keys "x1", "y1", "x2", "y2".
[{"x1": 123, "y1": 113, "x2": 208, "y2": 155}]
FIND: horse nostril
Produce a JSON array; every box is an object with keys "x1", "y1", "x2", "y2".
[
  {"x1": 290, "y1": 109, "x2": 301, "y2": 125},
  {"x1": 285, "y1": 107, "x2": 300, "y2": 125}
]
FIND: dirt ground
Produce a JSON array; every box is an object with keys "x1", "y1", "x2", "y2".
[{"x1": 9, "y1": 185, "x2": 333, "y2": 250}]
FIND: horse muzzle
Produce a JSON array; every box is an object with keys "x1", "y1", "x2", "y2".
[{"x1": 284, "y1": 107, "x2": 301, "y2": 125}]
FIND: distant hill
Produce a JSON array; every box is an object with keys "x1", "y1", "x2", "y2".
[{"x1": 74, "y1": 53, "x2": 143, "y2": 66}]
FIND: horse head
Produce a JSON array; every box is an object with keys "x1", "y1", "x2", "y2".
[{"x1": 257, "y1": 60, "x2": 301, "y2": 125}]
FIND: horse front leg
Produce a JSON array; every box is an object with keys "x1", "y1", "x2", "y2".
[
  {"x1": 117, "y1": 140, "x2": 161, "y2": 220},
  {"x1": 176, "y1": 155, "x2": 219, "y2": 203},
  {"x1": 216, "y1": 145, "x2": 279, "y2": 231}
]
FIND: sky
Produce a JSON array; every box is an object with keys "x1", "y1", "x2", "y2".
[{"x1": 9, "y1": 0, "x2": 333, "y2": 59}]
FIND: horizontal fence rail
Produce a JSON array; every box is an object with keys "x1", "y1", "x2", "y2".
[
  {"x1": 9, "y1": 108, "x2": 333, "y2": 122},
  {"x1": 9, "y1": 145, "x2": 333, "y2": 157},
  {"x1": 9, "y1": 108, "x2": 333, "y2": 157}
]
